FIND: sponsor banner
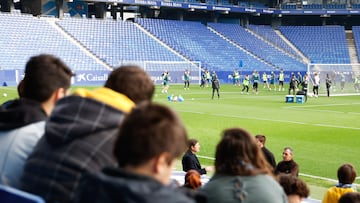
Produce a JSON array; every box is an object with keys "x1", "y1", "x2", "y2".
[
  {"x1": 73, "y1": 71, "x2": 110, "y2": 85},
  {"x1": 84, "y1": 0, "x2": 360, "y2": 15}
]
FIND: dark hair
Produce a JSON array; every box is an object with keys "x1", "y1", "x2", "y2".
[
  {"x1": 105, "y1": 65, "x2": 154, "y2": 104},
  {"x1": 278, "y1": 174, "x2": 309, "y2": 198},
  {"x1": 22, "y1": 54, "x2": 73, "y2": 102},
  {"x1": 338, "y1": 163, "x2": 357, "y2": 184},
  {"x1": 183, "y1": 169, "x2": 202, "y2": 190},
  {"x1": 187, "y1": 139, "x2": 198, "y2": 151},
  {"x1": 255, "y1": 135, "x2": 266, "y2": 144},
  {"x1": 339, "y1": 192, "x2": 360, "y2": 203},
  {"x1": 215, "y1": 128, "x2": 272, "y2": 176},
  {"x1": 114, "y1": 102, "x2": 188, "y2": 167}
]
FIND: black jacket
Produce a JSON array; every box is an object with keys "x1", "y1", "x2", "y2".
[
  {"x1": 182, "y1": 150, "x2": 206, "y2": 175},
  {"x1": 275, "y1": 159, "x2": 299, "y2": 176},
  {"x1": 262, "y1": 147, "x2": 276, "y2": 169},
  {"x1": 0, "y1": 98, "x2": 47, "y2": 130}
]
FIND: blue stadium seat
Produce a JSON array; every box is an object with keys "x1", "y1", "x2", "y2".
[
  {"x1": 0, "y1": 12, "x2": 108, "y2": 72},
  {"x1": 208, "y1": 23, "x2": 306, "y2": 71},
  {"x1": 0, "y1": 185, "x2": 45, "y2": 203},
  {"x1": 135, "y1": 18, "x2": 274, "y2": 72},
  {"x1": 279, "y1": 25, "x2": 350, "y2": 64}
]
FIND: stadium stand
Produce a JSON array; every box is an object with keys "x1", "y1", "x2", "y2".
[
  {"x1": 208, "y1": 23, "x2": 307, "y2": 71},
  {"x1": 246, "y1": 24, "x2": 303, "y2": 60},
  {"x1": 135, "y1": 18, "x2": 274, "y2": 71},
  {"x1": 0, "y1": 12, "x2": 107, "y2": 72},
  {"x1": 56, "y1": 18, "x2": 185, "y2": 67},
  {"x1": 351, "y1": 26, "x2": 360, "y2": 62},
  {"x1": 279, "y1": 25, "x2": 351, "y2": 64}
]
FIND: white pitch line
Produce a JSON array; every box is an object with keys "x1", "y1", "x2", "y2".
[
  {"x1": 178, "y1": 110, "x2": 360, "y2": 130},
  {"x1": 212, "y1": 113, "x2": 307, "y2": 125},
  {"x1": 313, "y1": 124, "x2": 360, "y2": 130},
  {"x1": 283, "y1": 102, "x2": 360, "y2": 109}
]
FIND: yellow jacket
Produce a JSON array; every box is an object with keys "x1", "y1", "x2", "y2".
[
  {"x1": 322, "y1": 186, "x2": 356, "y2": 203},
  {"x1": 74, "y1": 87, "x2": 135, "y2": 113}
]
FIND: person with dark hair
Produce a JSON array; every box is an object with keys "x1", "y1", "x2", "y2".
[
  {"x1": 182, "y1": 139, "x2": 213, "y2": 175},
  {"x1": 300, "y1": 73, "x2": 309, "y2": 102},
  {"x1": 339, "y1": 192, "x2": 360, "y2": 203},
  {"x1": 184, "y1": 69, "x2": 190, "y2": 90},
  {"x1": 200, "y1": 128, "x2": 287, "y2": 203},
  {"x1": 322, "y1": 163, "x2": 357, "y2": 203},
  {"x1": 326, "y1": 73, "x2": 332, "y2": 97},
  {"x1": 289, "y1": 73, "x2": 298, "y2": 95},
  {"x1": 279, "y1": 69, "x2": 285, "y2": 91},
  {"x1": 255, "y1": 135, "x2": 276, "y2": 169},
  {"x1": 183, "y1": 169, "x2": 202, "y2": 190},
  {"x1": 241, "y1": 74, "x2": 250, "y2": 94},
  {"x1": 161, "y1": 70, "x2": 170, "y2": 93},
  {"x1": 275, "y1": 147, "x2": 299, "y2": 176},
  {"x1": 20, "y1": 65, "x2": 155, "y2": 203},
  {"x1": 278, "y1": 174, "x2": 310, "y2": 203},
  {"x1": 0, "y1": 54, "x2": 73, "y2": 188},
  {"x1": 313, "y1": 72, "x2": 320, "y2": 97},
  {"x1": 211, "y1": 71, "x2": 220, "y2": 99},
  {"x1": 252, "y1": 70, "x2": 260, "y2": 94},
  {"x1": 74, "y1": 102, "x2": 196, "y2": 203}
]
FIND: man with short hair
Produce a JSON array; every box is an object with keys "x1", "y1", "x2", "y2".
[
  {"x1": 21, "y1": 65, "x2": 155, "y2": 203},
  {"x1": 0, "y1": 54, "x2": 73, "y2": 188},
  {"x1": 275, "y1": 147, "x2": 299, "y2": 176},
  {"x1": 255, "y1": 135, "x2": 276, "y2": 169},
  {"x1": 74, "y1": 102, "x2": 196, "y2": 203}
]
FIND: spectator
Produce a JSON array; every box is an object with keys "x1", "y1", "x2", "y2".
[
  {"x1": 278, "y1": 174, "x2": 310, "y2": 203},
  {"x1": 20, "y1": 65, "x2": 154, "y2": 203},
  {"x1": 74, "y1": 102, "x2": 196, "y2": 203},
  {"x1": 0, "y1": 54, "x2": 73, "y2": 188},
  {"x1": 339, "y1": 192, "x2": 360, "y2": 203},
  {"x1": 275, "y1": 147, "x2": 299, "y2": 176},
  {"x1": 322, "y1": 163, "x2": 357, "y2": 203},
  {"x1": 183, "y1": 169, "x2": 202, "y2": 190},
  {"x1": 200, "y1": 127, "x2": 287, "y2": 203},
  {"x1": 182, "y1": 139, "x2": 213, "y2": 175},
  {"x1": 255, "y1": 135, "x2": 276, "y2": 169}
]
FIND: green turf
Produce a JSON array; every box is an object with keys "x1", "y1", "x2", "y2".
[{"x1": 1, "y1": 84, "x2": 359, "y2": 199}]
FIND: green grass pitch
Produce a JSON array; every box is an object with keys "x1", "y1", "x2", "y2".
[{"x1": 1, "y1": 84, "x2": 359, "y2": 199}]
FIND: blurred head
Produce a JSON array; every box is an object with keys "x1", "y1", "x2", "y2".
[
  {"x1": 114, "y1": 102, "x2": 188, "y2": 184},
  {"x1": 214, "y1": 128, "x2": 272, "y2": 176},
  {"x1": 255, "y1": 134, "x2": 266, "y2": 148},
  {"x1": 183, "y1": 169, "x2": 202, "y2": 190},
  {"x1": 104, "y1": 65, "x2": 154, "y2": 104},
  {"x1": 338, "y1": 163, "x2": 357, "y2": 184},
  {"x1": 339, "y1": 192, "x2": 360, "y2": 203},
  {"x1": 22, "y1": 54, "x2": 73, "y2": 102},
  {"x1": 188, "y1": 139, "x2": 200, "y2": 153},
  {"x1": 282, "y1": 147, "x2": 294, "y2": 162},
  {"x1": 278, "y1": 174, "x2": 309, "y2": 203}
]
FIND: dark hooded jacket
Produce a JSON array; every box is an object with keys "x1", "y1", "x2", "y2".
[
  {"x1": 20, "y1": 88, "x2": 135, "y2": 203},
  {"x1": 0, "y1": 98, "x2": 47, "y2": 130},
  {"x1": 75, "y1": 167, "x2": 197, "y2": 203}
]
